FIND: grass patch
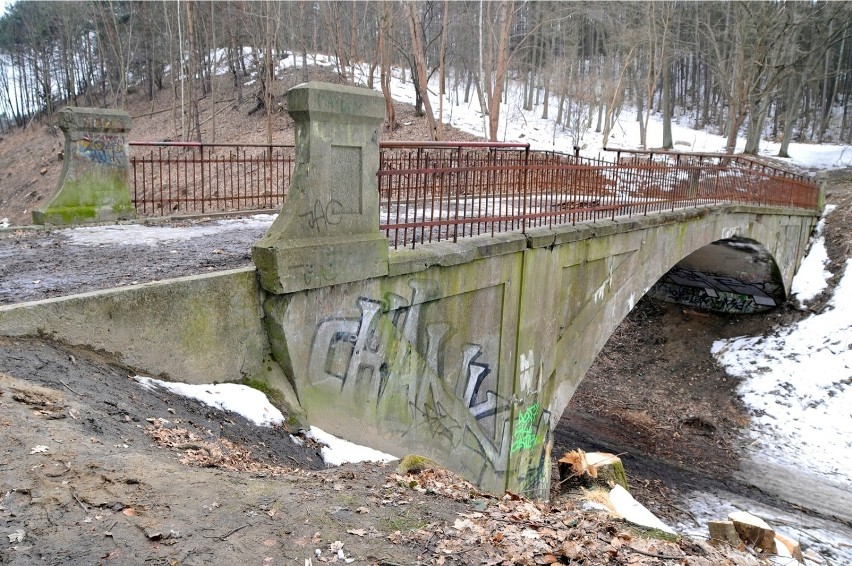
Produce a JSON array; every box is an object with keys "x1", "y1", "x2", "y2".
[
  {"x1": 381, "y1": 509, "x2": 428, "y2": 532},
  {"x1": 241, "y1": 378, "x2": 287, "y2": 409}
]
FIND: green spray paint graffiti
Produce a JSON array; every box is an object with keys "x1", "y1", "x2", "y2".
[{"x1": 511, "y1": 402, "x2": 540, "y2": 453}]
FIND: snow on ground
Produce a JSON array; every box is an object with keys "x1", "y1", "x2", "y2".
[
  {"x1": 345, "y1": 59, "x2": 852, "y2": 171},
  {"x1": 677, "y1": 490, "x2": 850, "y2": 566},
  {"x1": 712, "y1": 258, "x2": 852, "y2": 487},
  {"x1": 133, "y1": 376, "x2": 285, "y2": 427},
  {"x1": 790, "y1": 205, "x2": 836, "y2": 305},
  {"x1": 306, "y1": 427, "x2": 397, "y2": 467},
  {"x1": 132, "y1": 375, "x2": 397, "y2": 467},
  {"x1": 65, "y1": 214, "x2": 276, "y2": 247}
]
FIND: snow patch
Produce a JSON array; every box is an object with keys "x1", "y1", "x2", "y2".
[
  {"x1": 791, "y1": 205, "x2": 836, "y2": 305},
  {"x1": 65, "y1": 214, "x2": 276, "y2": 247},
  {"x1": 306, "y1": 426, "x2": 397, "y2": 466},
  {"x1": 133, "y1": 376, "x2": 284, "y2": 427},
  {"x1": 713, "y1": 258, "x2": 852, "y2": 486}
]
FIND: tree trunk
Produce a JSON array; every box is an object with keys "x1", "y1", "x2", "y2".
[
  {"x1": 487, "y1": 0, "x2": 514, "y2": 142},
  {"x1": 662, "y1": 61, "x2": 673, "y2": 149},
  {"x1": 378, "y1": 2, "x2": 396, "y2": 131},
  {"x1": 406, "y1": 1, "x2": 438, "y2": 140}
]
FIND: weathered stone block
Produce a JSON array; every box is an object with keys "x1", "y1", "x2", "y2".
[{"x1": 34, "y1": 107, "x2": 134, "y2": 225}]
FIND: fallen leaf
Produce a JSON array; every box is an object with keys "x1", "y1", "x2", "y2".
[
  {"x1": 7, "y1": 529, "x2": 25, "y2": 543},
  {"x1": 30, "y1": 445, "x2": 49, "y2": 454},
  {"x1": 122, "y1": 508, "x2": 136, "y2": 517},
  {"x1": 355, "y1": 506, "x2": 369, "y2": 514},
  {"x1": 347, "y1": 529, "x2": 367, "y2": 537}
]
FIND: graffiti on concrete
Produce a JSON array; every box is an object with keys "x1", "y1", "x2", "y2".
[
  {"x1": 76, "y1": 134, "x2": 126, "y2": 167},
  {"x1": 306, "y1": 278, "x2": 551, "y2": 491},
  {"x1": 511, "y1": 402, "x2": 541, "y2": 453},
  {"x1": 299, "y1": 198, "x2": 344, "y2": 232},
  {"x1": 650, "y1": 266, "x2": 783, "y2": 313}
]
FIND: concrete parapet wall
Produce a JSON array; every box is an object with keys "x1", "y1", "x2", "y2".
[{"x1": 0, "y1": 268, "x2": 268, "y2": 384}]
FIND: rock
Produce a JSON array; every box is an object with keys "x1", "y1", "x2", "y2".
[
  {"x1": 396, "y1": 454, "x2": 440, "y2": 475},
  {"x1": 708, "y1": 520, "x2": 742, "y2": 547},
  {"x1": 728, "y1": 511, "x2": 777, "y2": 554}
]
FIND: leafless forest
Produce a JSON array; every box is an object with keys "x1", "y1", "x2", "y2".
[{"x1": 1, "y1": 1, "x2": 851, "y2": 156}]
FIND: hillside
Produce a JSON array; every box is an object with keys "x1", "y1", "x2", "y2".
[{"x1": 0, "y1": 65, "x2": 478, "y2": 228}]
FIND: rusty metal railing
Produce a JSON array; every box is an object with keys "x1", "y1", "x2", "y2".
[
  {"x1": 130, "y1": 142, "x2": 294, "y2": 215},
  {"x1": 129, "y1": 141, "x2": 819, "y2": 249},
  {"x1": 377, "y1": 143, "x2": 820, "y2": 248}
]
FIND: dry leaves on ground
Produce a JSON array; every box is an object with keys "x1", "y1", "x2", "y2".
[
  {"x1": 144, "y1": 417, "x2": 297, "y2": 477},
  {"x1": 388, "y1": 467, "x2": 766, "y2": 566}
]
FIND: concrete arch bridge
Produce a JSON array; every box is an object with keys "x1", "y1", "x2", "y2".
[{"x1": 0, "y1": 84, "x2": 823, "y2": 497}]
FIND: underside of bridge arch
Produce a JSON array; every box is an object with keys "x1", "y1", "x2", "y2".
[{"x1": 648, "y1": 237, "x2": 786, "y2": 314}]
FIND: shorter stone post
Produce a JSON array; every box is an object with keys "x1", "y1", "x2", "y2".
[
  {"x1": 253, "y1": 82, "x2": 388, "y2": 294},
  {"x1": 34, "y1": 107, "x2": 134, "y2": 225}
]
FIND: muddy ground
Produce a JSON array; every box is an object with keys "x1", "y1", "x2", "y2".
[{"x1": 1, "y1": 335, "x2": 764, "y2": 566}]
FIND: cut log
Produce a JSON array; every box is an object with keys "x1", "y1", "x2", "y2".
[
  {"x1": 728, "y1": 511, "x2": 777, "y2": 554},
  {"x1": 707, "y1": 520, "x2": 743, "y2": 548},
  {"x1": 775, "y1": 533, "x2": 804, "y2": 563},
  {"x1": 558, "y1": 449, "x2": 628, "y2": 490}
]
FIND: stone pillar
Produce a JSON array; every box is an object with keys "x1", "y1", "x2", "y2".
[
  {"x1": 252, "y1": 82, "x2": 388, "y2": 294},
  {"x1": 34, "y1": 107, "x2": 134, "y2": 225}
]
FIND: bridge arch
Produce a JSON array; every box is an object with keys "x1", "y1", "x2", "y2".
[
  {"x1": 542, "y1": 207, "x2": 815, "y2": 436},
  {"x1": 258, "y1": 204, "x2": 818, "y2": 498},
  {"x1": 649, "y1": 236, "x2": 787, "y2": 314}
]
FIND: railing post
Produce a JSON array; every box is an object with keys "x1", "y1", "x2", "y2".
[
  {"x1": 199, "y1": 143, "x2": 206, "y2": 214},
  {"x1": 521, "y1": 144, "x2": 530, "y2": 233},
  {"x1": 252, "y1": 82, "x2": 387, "y2": 294},
  {"x1": 33, "y1": 107, "x2": 134, "y2": 225}
]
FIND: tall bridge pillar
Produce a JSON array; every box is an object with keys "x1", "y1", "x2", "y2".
[{"x1": 252, "y1": 82, "x2": 388, "y2": 294}]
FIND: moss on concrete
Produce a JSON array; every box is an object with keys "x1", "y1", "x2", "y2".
[{"x1": 35, "y1": 171, "x2": 134, "y2": 225}]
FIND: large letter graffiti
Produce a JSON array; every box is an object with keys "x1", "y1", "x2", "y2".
[{"x1": 305, "y1": 279, "x2": 551, "y2": 494}]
